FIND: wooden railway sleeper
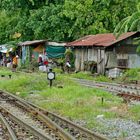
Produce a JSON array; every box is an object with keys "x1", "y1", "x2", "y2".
[
  {"x1": 0, "y1": 90, "x2": 76, "y2": 140},
  {"x1": 0, "y1": 90, "x2": 109, "y2": 140},
  {"x1": 0, "y1": 106, "x2": 53, "y2": 140}
]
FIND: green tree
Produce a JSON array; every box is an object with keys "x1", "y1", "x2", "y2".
[
  {"x1": 0, "y1": 0, "x2": 139, "y2": 44},
  {"x1": 62, "y1": 0, "x2": 138, "y2": 40}
]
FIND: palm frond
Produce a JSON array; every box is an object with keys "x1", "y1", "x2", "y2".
[
  {"x1": 133, "y1": 36, "x2": 140, "y2": 41},
  {"x1": 114, "y1": 16, "x2": 130, "y2": 36},
  {"x1": 114, "y1": 17, "x2": 130, "y2": 38},
  {"x1": 129, "y1": 18, "x2": 140, "y2": 31},
  {"x1": 137, "y1": 2, "x2": 140, "y2": 11},
  {"x1": 127, "y1": 11, "x2": 140, "y2": 29},
  {"x1": 133, "y1": 36, "x2": 140, "y2": 46},
  {"x1": 137, "y1": 19, "x2": 140, "y2": 31}
]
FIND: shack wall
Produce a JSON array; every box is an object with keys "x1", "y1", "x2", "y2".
[
  {"x1": 74, "y1": 47, "x2": 98, "y2": 71},
  {"x1": 128, "y1": 54, "x2": 140, "y2": 68},
  {"x1": 106, "y1": 37, "x2": 140, "y2": 69}
]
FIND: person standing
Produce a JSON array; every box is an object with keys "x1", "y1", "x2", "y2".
[
  {"x1": 38, "y1": 54, "x2": 43, "y2": 66},
  {"x1": 12, "y1": 55, "x2": 18, "y2": 72},
  {"x1": 65, "y1": 60, "x2": 71, "y2": 73},
  {"x1": 7, "y1": 57, "x2": 12, "y2": 68}
]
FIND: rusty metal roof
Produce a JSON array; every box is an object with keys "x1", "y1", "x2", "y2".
[
  {"x1": 66, "y1": 32, "x2": 137, "y2": 47},
  {"x1": 18, "y1": 40, "x2": 47, "y2": 46}
]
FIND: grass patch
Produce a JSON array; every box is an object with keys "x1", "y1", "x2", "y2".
[
  {"x1": 70, "y1": 71, "x2": 93, "y2": 80},
  {"x1": 70, "y1": 71, "x2": 112, "y2": 82},
  {"x1": 0, "y1": 67, "x2": 12, "y2": 75},
  {"x1": 0, "y1": 68, "x2": 138, "y2": 129},
  {"x1": 116, "y1": 68, "x2": 140, "y2": 83},
  {"x1": 129, "y1": 104, "x2": 140, "y2": 121}
]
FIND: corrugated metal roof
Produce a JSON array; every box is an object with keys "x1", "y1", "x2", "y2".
[
  {"x1": 66, "y1": 32, "x2": 137, "y2": 47},
  {"x1": 48, "y1": 42, "x2": 66, "y2": 46},
  {"x1": 18, "y1": 40, "x2": 47, "y2": 46}
]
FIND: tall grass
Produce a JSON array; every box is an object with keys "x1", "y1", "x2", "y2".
[{"x1": 70, "y1": 71, "x2": 111, "y2": 82}]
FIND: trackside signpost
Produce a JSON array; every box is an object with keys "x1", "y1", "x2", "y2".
[{"x1": 47, "y1": 69, "x2": 55, "y2": 88}]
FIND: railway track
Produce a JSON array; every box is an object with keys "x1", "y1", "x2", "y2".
[
  {"x1": 73, "y1": 78, "x2": 140, "y2": 101},
  {"x1": 0, "y1": 90, "x2": 74, "y2": 140},
  {"x1": 0, "y1": 112, "x2": 15, "y2": 140},
  {"x1": 0, "y1": 105, "x2": 50, "y2": 140},
  {"x1": 28, "y1": 102, "x2": 108, "y2": 140},
  {"x1": 0, "y1": 90, "x2": 108, "y2": 140}
]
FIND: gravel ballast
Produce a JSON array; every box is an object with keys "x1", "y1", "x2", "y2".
[{"x1": 94, "y1": 118, "x2": 140, "y2": 140}]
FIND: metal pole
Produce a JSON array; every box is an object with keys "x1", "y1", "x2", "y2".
[{"x1": 50, "y1": 80, "x2": 52, "y2": 88}]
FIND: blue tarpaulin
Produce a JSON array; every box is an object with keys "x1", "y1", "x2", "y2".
[{"x1": 0, "y1": 45, "x2": 8, "y2": 53}]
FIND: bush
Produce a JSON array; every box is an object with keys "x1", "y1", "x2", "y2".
[
  {"x1": 94, "y1": 75, "x2": 111, "y2": 82},
  {"x1": 125, "y1": 69, "x2": 139, "y2": 78},
  {"x1": 121, "y1": 68, "x2": 140, "y2": 82}
]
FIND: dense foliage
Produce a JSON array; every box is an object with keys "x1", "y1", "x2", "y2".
[
  {"x1": 0, "y1": 0, "x2": 139, "y2": 44},
  {"x1": 114, "y1": 2, "x2": 140, "y2": 36}
]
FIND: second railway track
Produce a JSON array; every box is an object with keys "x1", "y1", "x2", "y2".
[{"x1": 73, "y1": 78, "x2": 140, "y2": 101}]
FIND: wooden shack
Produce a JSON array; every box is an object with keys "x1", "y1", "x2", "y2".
[
  {"x1": 18, "y1": 40, "x2": 47, "y2": 65},
  {"x1": 66, "y1": 32, "x2": 140, "y2": 74}
]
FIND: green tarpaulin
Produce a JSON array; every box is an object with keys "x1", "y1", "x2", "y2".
[{"x1": 46, "y1": 45, "x2": 65, "y2": 58}]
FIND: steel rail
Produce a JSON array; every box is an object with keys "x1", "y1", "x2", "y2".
[
  {"x1": 28, "y1": 102, "x2": 109, "y2": 140},
  {"x1": 0, "y1": 112, "x2": 18, "y2": 140},
  {"x1": 0, "y1": 90, "x2": 108, "y2": 140},
  {"x1": 73, "y1": 78, "x2": 140, "y2": 90},
  {"x1": 0, "y1": 105, "x2": 52, "y2": 140},
  {"x1": 118, "y1": 93, "x2": 140, "y2": 101},
  {"x1": 0, "y1": 90, "x2": 75, "y2": 140},
  {"x1": 73, "y1": 78, "x2": 140, "y2": 101}
]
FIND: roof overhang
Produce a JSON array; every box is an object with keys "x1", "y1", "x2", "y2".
[
  {"x1": 47, "y1": 42, "x2": 66, "y2": 46},
  {"x1": 18, "y1": 40, "x2": 47, "y2": 46}
]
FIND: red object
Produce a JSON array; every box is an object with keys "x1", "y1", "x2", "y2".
[{"x1": 44, "y1": 61, "x2": 48, "y2": 65}]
